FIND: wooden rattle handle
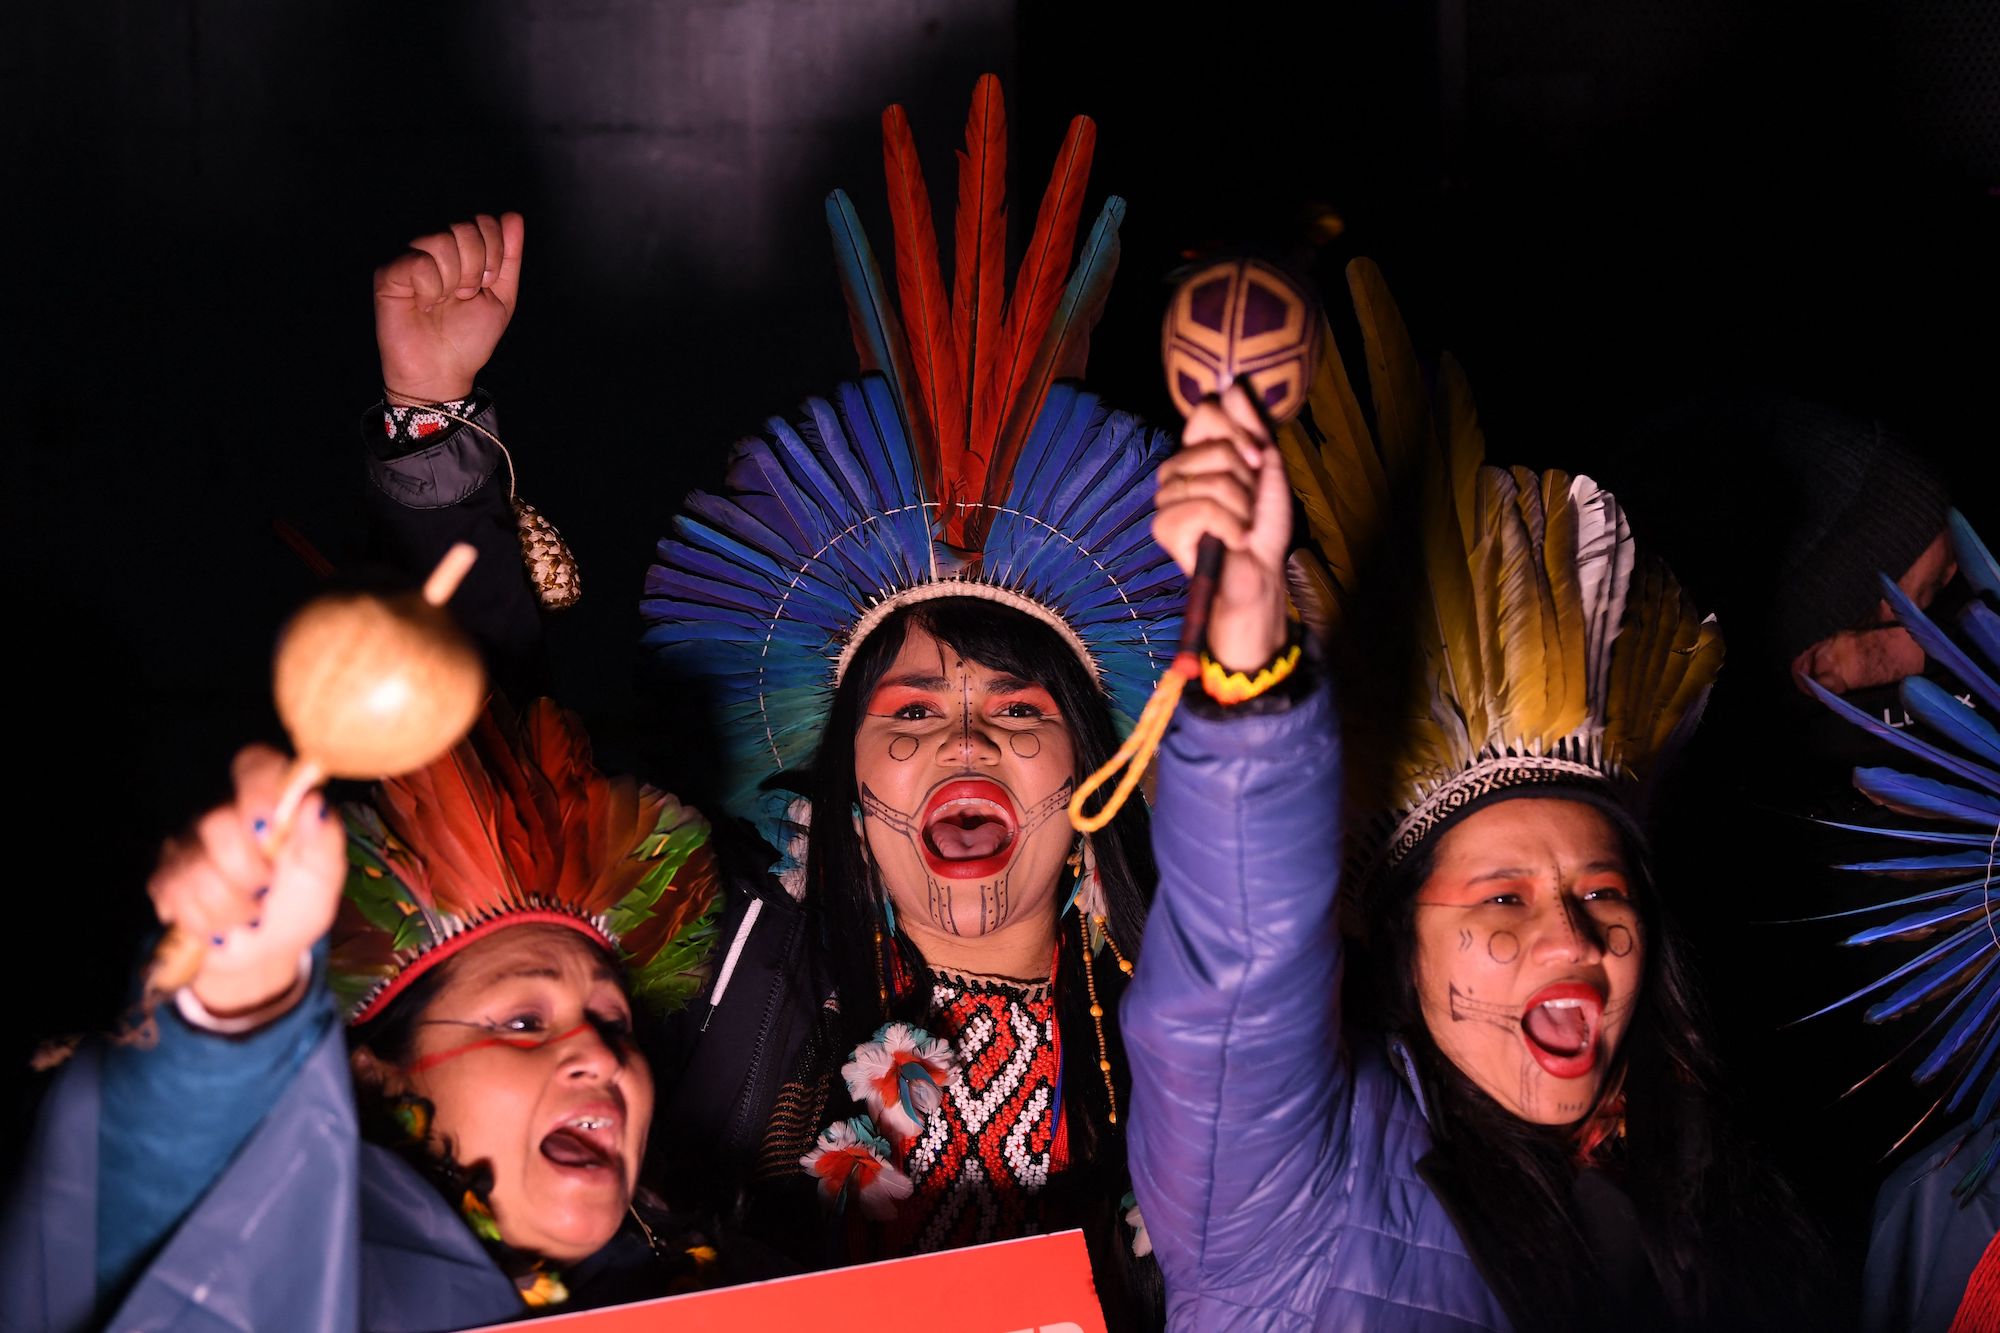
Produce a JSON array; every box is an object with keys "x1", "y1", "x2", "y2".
[{"x1": 143, "y1": 543, "x2": 482, "y2": 1001}]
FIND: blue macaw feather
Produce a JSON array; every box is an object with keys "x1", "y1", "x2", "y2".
[
  {"x1": 1880, "y1": 574, "x2": 2000, "y2": 714},
  {"x1": 1915, "y1": 956, "x2": 2000, "y2": 1083},
  {"x1": 854, "y1": 377, "x2": 923, "y2": 507},
  {"x1": 1862, "y1": 924, "x2": 1991, "y2": 1023},
  {"x1": 1954, "y1": 1021, "x2": 2000, "y2": 1120},
  {"x1": 1801, "y1": 921, "x2": 1989, "y2": 1022},
  {"x1": 1784, "y1": 879, "x2": 1992, "y2": 923},
  {"x1": 766, "y1": 416, "x2": 859, "y2": 534},
  {"x1": 1953, "y1": 508, "x2": 1999, "y2": 601},
  {"x1": 1964, "y1": 600, "x2": 2000, "y2": 666},
  {"x1": 1009, "y1": 384, "x2": 1094, "y2": 502},
  {"x1": 1838, "y1": 850, "x2": 2000, "y2": 872},
  {"x1": 805, "y1": 397, "x2": 873, "y2": 511},
  {"x1": 1902, "y1": 676, "x2": 2000, "y2": 767},
  {"x1": 1844, "y1": 891, "x2": 1994, "y2": 945},
  {"x1": 1811, "y1": 680, "x2": 2000, "y2": 793},
  {"x1": 825, "y1": 191, "x2": 909, "y2": 418},
  {"x1": 1854, "y1": 767, "x2": 2000, "y2": 825},
  {"x1": 1816, "y1": 817, "x2": 1998, "y2": 846}
]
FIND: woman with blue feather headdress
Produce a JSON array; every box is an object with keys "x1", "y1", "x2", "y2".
[{"x1": 635, "y1": 76, "x2": 1180, "y2": 1319}]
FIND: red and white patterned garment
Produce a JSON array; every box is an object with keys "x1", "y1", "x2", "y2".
[{"x1": 884, "y1": 967, "x2": 1070, "y2": 1254}]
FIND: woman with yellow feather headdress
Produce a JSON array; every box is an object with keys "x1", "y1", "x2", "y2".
[{"x1": 1119, "y1": 261, "x2": 1833, "y2": 1330}]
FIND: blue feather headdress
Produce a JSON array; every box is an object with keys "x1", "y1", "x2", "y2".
[
  {"x1": 640, "y1": 78, "x2": 1182, "y2": 839},
  {"x1": 1804, "y1": 509, "x2": 2000, "y2": 1194}
]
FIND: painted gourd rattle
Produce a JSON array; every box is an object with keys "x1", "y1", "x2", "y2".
[{"x1": 1071, "y1": 258, "x2": 1319, "y2": 832}]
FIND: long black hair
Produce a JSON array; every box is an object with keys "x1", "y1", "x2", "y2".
[{"x1": 1354, "y1": 788, "x2": 1831, "y2": 1331}]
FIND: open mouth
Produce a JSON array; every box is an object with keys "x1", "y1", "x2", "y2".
[
  {"x1": 919, "y1": 778, "x2": 1020, "y2": 880},
  {"x1": 539, "y1": 1104, "x2": 622, "y2": 1175},
  {"x1": 1519, "y1": 982, "x2": 1605, "y2": 1079}
]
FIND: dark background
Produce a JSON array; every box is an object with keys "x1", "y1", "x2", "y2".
[{"x1": 7, "y1": 0, "x2": 1997, "y2": 1271}]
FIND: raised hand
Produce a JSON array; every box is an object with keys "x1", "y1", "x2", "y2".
[
  {"x1": 1151, "y1": 382, "x2": 1293, "y2": 671},
  {"x1": 147, "y1": 746, "x2": 348, "y2": 1019},
  {"x1": 374, "y1": 212, "x2": 525, "y2": 405}
]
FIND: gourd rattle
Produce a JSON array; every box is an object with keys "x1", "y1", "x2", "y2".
[
  {"x1": 1071, "y1": 258, "x2": 1320, "y2": 832},
  {"x1": 146, "y1": 543, "x2": 487, "y2": 996}
]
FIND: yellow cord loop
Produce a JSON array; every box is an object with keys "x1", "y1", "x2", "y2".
[{"x1": 1069, "y1": 653, "x2": 1197, "y2": 833}]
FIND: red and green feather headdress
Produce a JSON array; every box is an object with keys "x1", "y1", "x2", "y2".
[{"x1": 333, "y1": 698, "x2": 722, "y2": 1024}]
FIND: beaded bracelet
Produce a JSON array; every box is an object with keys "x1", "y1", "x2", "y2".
[{"x1": 1199, "y1": 639, "x2": 1303, "y2": 705}]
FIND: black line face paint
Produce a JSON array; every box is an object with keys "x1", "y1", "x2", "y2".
[
  {"x1": 1410, "y1": 797, "x2": 1651, "y2": 1128},
  {"x1": 853, "y1": 626, "x2": 1080, "y2": 945},
  {"x1": 858, "y1": 776, "x2": 1075, "y2": 937},
  {"x1": 1447, "y1": 982, "x2": 1520, "y2": 1032}
]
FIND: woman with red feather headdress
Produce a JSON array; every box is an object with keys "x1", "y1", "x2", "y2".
[{"x1": 3, "y1": 700, "x2": 727, "y2": 1329}]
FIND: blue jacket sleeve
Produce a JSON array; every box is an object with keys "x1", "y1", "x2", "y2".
[
  {"x1": 96, "y1": 954, "x2": 337, "y2": 1296},
  {"x1": 4, "y1": 992, "x2": 363, "y2": 1333},
  {"x1": 1122, "y1": 680, "x2": 1349, "y2": 1301}
]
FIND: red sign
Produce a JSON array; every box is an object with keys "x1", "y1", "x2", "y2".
[{"x1": 465, "y1": 1230, "x2": 1108, "y2": 1333}]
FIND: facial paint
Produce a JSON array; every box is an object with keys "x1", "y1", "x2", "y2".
[{"x1": 407, "y1": 1021, "x2": 593, "y2": 1075}]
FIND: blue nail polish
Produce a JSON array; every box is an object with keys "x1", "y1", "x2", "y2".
[
  {"x1": 249, "y1": 918, "x2": 262, "y2": 930},
  {"x1": 210, "y1": 934, "x2": 226, "y2": 947},
  {"x1": 254, "y1": 885, "x2": 270, "y2": 901},
  {"x1": 252, "y1": 817, "x2": 269, "y2": 835},
  {"x1": 318, "y1": 802, "x2": 332, "y2": 822}
]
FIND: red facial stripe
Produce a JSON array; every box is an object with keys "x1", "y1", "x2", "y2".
[
  {"x1": 866, "y1": 685, "x2": 943, "y2": 716},
  {"x1": 988, "y1": 685, "x2": 1059, "y2": 717},
  {"x1": 408, "y1": 1021, "x2": 591, "y2": 1075}
]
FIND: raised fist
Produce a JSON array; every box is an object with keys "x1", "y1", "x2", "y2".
[{"x1": 374, "y1": 212, "x2": 524, "y2": 405}]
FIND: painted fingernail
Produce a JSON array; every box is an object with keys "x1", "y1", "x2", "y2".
[
  {"x1": 210, "y1": 934, "x2": 226, "y2": 947},
  {"x1": 249, "y1": 918, "x2": 262, "y2": 931},
  {"x1": 318, "y1": 801, "x2": 332, "y2": 822},
  {"x1": 254, "y1": 885, "x2": 270, "y2": 901},
  {"x1": 252, "y1": 817, "x2": 269, "y2": 835}
]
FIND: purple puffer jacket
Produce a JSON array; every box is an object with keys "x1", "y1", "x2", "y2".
[{"x1": 1124, "y1": 683, "x2": 1510, "y2": 1331}]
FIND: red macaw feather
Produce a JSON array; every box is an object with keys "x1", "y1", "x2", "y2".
[
  {"x1": 881, "y1": 104, "x2": 960, "y2": 466},
  {"x1": 994, "y1": 114, "x2": 1094, "y2": 431},
  {"x1": 970, "y1": 115, "x2": 1097, "y2": 546},
  {"x1": 374, "y1": 700, "x2": 661, "y2": 921},
  {"x1": 951, "y1": 73, "x2": 1008, "y2": 543}
]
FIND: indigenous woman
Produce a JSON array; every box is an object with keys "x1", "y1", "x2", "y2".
[
  {"x1": 348, "y1": 78, "x2": 1180, "y2": 1312},
  {"x1": 5, "y1": 701, "x2": 722, "y2": 1330},
  {"x1": 1123, "y1": 265, "x2": 1831, "y2": 1331},
  {"x1": 638, "y1": 78, "x2": 1178, "y2": 1305}
]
